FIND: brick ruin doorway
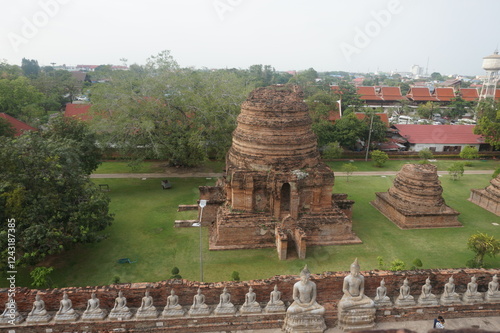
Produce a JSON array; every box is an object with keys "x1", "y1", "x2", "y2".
[{"x1": 280, "y1": 183, "x2": 291, "y2": 219}]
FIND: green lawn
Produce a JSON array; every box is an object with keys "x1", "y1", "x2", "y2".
[
  {"x1": 94, "y1": 159, "x2": 497, "y2": 174},
  {"x1": 95, "y1": 160, "x2": 225, "y2": 174},
  {"x1": 326, "y1": 159, "x2": 499, "y2": 172},
  {"x1": 13, "y1": 172, "x2": 498, "y2": 288}
]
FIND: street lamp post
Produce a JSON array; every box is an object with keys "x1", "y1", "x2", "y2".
[{"x1": 198, "y1": 200, "x2": 207, "y2": 282}]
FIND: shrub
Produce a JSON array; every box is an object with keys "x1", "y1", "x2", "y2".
[
  {"x1": 231, "y1": 271, "x2": 240, "y2": 282},
  {"x1": 341, "y1": 163, "x2": 358, "y2": 182},
  {"x1": 371, "y1": 150, "x2": 389, "y2": 167},
  {"x1": 389, "y1": 259, "x2": 406, "y2": 271},
  {"x1": 418, "y1": 148, "x2": 433, "y2": 161},
  {"x1": 459, "y1": 146, "x2": 479, "y2": 165},
  {"x1": 377, "y1": 256, "x2": 385, "y2": 270},
  {"x1": 493, "y1": 167, "x2": 500, "y2": 179},
  {"x1": 112, "y1": 275, "x2": 121, "y2": 284},
  {"x1": 448, "y1": 162, "x2": 464, "y2": 180},
  {"x1": 30, "y1": 266, "x2": 54, "y2": 288},
  {"x1": 322, "y1": 142, "x2": 343, "y2": 159},
  {"x1": 170, "y1": 267, "x2": 182, "y2": 279},
  {"x1": 411, "y1": 258, "x2": 423, "y2": 270}
]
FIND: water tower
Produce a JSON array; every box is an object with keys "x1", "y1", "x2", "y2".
[{"x1": 479, "y1": 50, "x2": 500, "y2": 99}]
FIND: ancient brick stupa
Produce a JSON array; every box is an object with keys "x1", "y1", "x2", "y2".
[
  {"x1": 199, "y1": 85, "x2": 360, "y2": 260},
  {"x1": 469, "y1": 174, "x2": 500, "y2": 216},
  {"x1": 371, "y1": 164, "x2": 462, "y2": 229}
]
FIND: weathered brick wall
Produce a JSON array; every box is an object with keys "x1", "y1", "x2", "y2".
[{"x1": 1, "y1": 268, "x2": 499, "y2": 332}]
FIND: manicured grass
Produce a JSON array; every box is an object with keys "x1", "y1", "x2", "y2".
[
  {"x1": 94, "y1": 160, "x2": 226, "y2": 174},
  {"x1": 327, "y1": 159, "x2": 499, "y2": 172},
  {"x1": 11, "y1": 172, "x2": 497, "y2": 289},
  {"x1": 95, "y1": 161, "x2": 164, "y2": 173}
]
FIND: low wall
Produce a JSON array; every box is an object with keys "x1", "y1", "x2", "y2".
[{"x1": 1, "y1": 268, "x2": 499, "y2": 332}]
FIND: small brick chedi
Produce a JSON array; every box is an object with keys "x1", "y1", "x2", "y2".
[
  {"x1": 469, "y1": 174, "x2": 500, "y2": 216},
  {"x1": 199, "y1": 85, "x2": 360, "y2": 260},
  {"x1": 371, "y1": 164, "x2": 461, "y2": 229}
]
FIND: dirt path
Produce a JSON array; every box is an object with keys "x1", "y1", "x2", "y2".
[{"x1": 90, "y1": 170, "x2": 494, "y2": 179}]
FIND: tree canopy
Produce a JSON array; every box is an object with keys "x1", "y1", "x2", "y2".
[
  {"x1": 0, "y1": 132, "x2": 113, "y2": 267},
  {"x1": 474, "y1": 99, "x2": 500, "y2": 149}
]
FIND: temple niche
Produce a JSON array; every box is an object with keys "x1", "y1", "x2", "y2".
[
  {"x1": 200, "y1": 85, "x2": 360, "y2": 260},
  {"x1": 469, "y1": 174, "x2": 500, "y2": 216},
  {"x1": 371, "y1": 164, "x2": 462, "y2": 229}
]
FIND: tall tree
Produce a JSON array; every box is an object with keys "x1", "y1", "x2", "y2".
[
  {"x1": 21, "y1": 58, "x2": 40, "y2": 78},
  {"x1": 90, "y1": 51, "x2": 252, "y2": 166},
  {"x1": 331, "y1": 113, "x2": 365, "y2": 149},
  {"x1": 474, "y1": 99, "x2": 500, "y2": 149},
  {"x1": 0, "y1": 133, "x2": 113, "y2": 267}
]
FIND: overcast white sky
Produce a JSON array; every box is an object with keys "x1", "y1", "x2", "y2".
[{"x1": 1, "y1": 0, "x2": 499, "y2": 76}]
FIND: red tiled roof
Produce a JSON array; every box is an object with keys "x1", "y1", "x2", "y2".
[
  {"x1": 0, "y1": 113, "x2": 37, "y2": 136},
  {"x1": 406, "y1": 87, "x2": 439, "y2": 102},
  {"x1": 356, "y1": 86, "x2": 383, "y2": 101},
  {"x1": 64, "y1": 104, "x2": 92, "y2": 121},
  {"x1": 393, "y1": 124, "x2": 484, "y2": 144},
  {"x1": 379, "y1": 87, "x2": 407, "y2": 101},
  {"x1": 329, "y1": 110, "x2": 341, "y2": 122},
  {"x1": 459, "y1": 88, "x2": 479, "y2": 101},
  {"x1": 355, "y1": 113, "x2": 389, "y2": 126},
  {"x1": 433, "y1": 87, "x2": 456, "y2": 102},
  {"x1": 330, "y1": 85, "x2": 341, "y2": 94}
]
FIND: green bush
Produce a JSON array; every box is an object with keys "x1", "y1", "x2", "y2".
[
  {"x1": 170, "y1": 267, "x2": 182, "y2": 279},
  {"x1": 390, "y1": 259, "x2": 406, "y2": 271},
  {"x1": 371, "y1": 150, "x2": 389, "y2": 167},
  {"x1": 112, "y1": 275, "x2": 121, "y2": 284},
  {"x1": 231, "y1": 271, "x2": 240, "y2": 282},
  {"x1": 411, "y1": 258, "x2": 423, "y2": 270},
  {"x1": 322, "y1": 142, "x2": 343, "y2": 159},
  {"x1": 30, "y1": 266, "x2": 54, "y2": 288},
  {"x1": 459, "y1": 146, "x2": 479, "y2": 165},
  {"x1": 448, "y1": 162, "x2": 465, "y2": 180},
  {"x1": 418, "y1": 148, "x2": 433, "y2": 161}
]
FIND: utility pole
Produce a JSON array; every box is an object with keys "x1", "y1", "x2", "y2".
[
  {"x1": 198, "y1": 200, "x2": 207, "y2": 282},
  {"x1": 364, "y1": 112, "x2": 374, "y2": 162}
]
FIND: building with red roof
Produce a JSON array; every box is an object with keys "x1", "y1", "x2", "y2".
[
  {"x1": 356, "y1": 86, "x2": 383, "y2": 102},
  {"x1": 459, "y1": 88, "x2": 479, "y2": 101},
  {"x1": 392, "y1": 124, "x2": 486, "y2": 152},
  {"x1": 406, "y1": 87, "x2": 439, "y2": 102},
  {"x1": 379, "y1": 87, "x2": 407, "y2": 101},
  {"x1": 0, "y1": 113, "x2": 37, "y2": 136},
  {"x1": 355, "y1": 112, "x2": 389, "y2": 126},
  {"x1": 64, "y1": 104, "x2": 92, "y2": 121},
  {"x1": 433, "y1": 87, "x2": 456, "y2": 102}
]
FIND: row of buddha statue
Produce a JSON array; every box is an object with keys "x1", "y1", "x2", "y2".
[
  {"x1": 2, "y1": 261, "x2": 499, "y2": 332},
  {"x1": 1, "y1": 285, "x2": 287, "y2": 324}
]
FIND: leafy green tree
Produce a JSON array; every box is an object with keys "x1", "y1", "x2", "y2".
[
  {"x1": 333, "y1": 81, "x2": 364, "y2": 112},
  {"x1": 43, "y1": 116, "x2": 102, "y2": 174},
  {"x1": 0, "y1": 133, "x2": 113, "y2": 267},
  {"x1": 467, "y1": 232, "x2": 500, "y2": 268},
  {"x1": 418, "y1": 148, "x2": 433, "y2": 162},
  {"x1": 417, "y1": 101, "x2": 437, "y2": 120},
  {"x1": 331, "y1": 113, "x2": 364, "y2": 149},
  {"x1": 389, "y1": 259, "x2": 406, "y2": 271},
  {"x1": 474, "y1": 99, "x2": 500, "y2": 149},
  {"x1": 371, "y1": 150, "x2": 389, "y2": 167},
  {"x1": 459, "y1": 146, "x2": 479, "y2": 166},
  {"x1": 341, "y1": 163, "x2": 358, "y2": 182},
  {"x1": 90, "y1": 51, "x2": 252, "y2": 166},
  {"x1": 430, "y1": 72, "x2": 443, "y2": 81},
  {"x1": 0, "y1": 76, "x2": 44, "y2": 120},
  {"x1": 322, "y1": 142, "x2": 343, "y2": 159},
  {"x1": 448, "y1": 162, "x2": 464, "y2": 180},
  {"x1": 21, "y1": 58, "x2": 40, "y2": 78},
  {"x1": 361, "y1": 111, "x2": 387, "y2": 146},
  {"x1": 448, "y1": 95, "x2": 472, "y2": 120},
  {"x1": 30, "y1": 266, "x2": 54, "y2": 288},
  {"x1": 0, "y1": 117, "x2": 15, "y2": 137}
]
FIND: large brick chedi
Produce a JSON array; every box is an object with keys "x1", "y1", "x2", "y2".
[
  {"x1": 371, "y1": 164, "x2": 462, "y2": 229},
  {"x1": 469, "y1": 174, "x2": 500, "y2": 216},
  {"x1": 201, "y1": 86, "x2": 360, "y2": 259}
]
